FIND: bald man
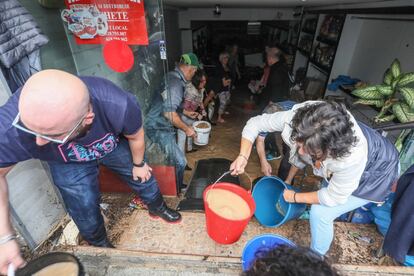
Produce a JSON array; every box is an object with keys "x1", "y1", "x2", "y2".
[{"x1": 0, "y1": 70, "x2": 181, "y2": 274}]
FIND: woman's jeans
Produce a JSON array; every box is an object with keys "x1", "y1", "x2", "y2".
[
  {"x1": 48, "y1": 139, "x2": 164, "y2": 246},
  {"x1": 310, "y1": 195, "x2": 370, "y2": 255}
]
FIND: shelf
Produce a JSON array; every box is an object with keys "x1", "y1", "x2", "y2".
[
  {"x1": 316, "y1": 35, "x2": 338, "y2": 46},
  {"x1": 301, "y1": 28, "x2": 315, "y2": 35},
  {"x1": 309, "y1": 59, "x2": 330, "y2": 75},
  {"x1": 297, "y1": 48, "x2": 310, "y2": 57}
]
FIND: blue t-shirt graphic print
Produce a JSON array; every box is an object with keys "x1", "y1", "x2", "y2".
[{"x1": 58, "y1": 133, "x2": 118, "y2": 162}]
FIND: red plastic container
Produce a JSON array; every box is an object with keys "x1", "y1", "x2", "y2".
[{"x1": 203, "y1": 182, "x2": 256, "y2": 244}]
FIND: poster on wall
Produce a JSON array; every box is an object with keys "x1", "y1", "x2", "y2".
[{"x1": 62, "y1": 0, "x2": 148, "y2": 45}]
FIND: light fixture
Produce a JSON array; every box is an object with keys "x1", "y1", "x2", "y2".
[{"x1": 213, "y1": 4, "x2": 221, "y2": 17}]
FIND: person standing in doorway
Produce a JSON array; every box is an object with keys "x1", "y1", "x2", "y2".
[{"x1": 260, "y1": 46, "x2": 290, "y2": 110}]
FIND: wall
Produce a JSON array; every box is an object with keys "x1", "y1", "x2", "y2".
[
  {"x1": 347, "y1": 15, "x2": 414, "y2": 84},
  {"x1": 178, "y1": 7, "x2": 295, "y2": 53},
  {"x1": 328, "y1": 14, "x2": 363, "y2": 83},
  {"x1": 163, "y1": 7, "x2": 181, "y2": 70}
]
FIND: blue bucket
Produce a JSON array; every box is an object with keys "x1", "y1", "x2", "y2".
[
  {"x1": 241, "y1": 234, "x2": 296, "y2": 271},
  {"x1": 252, "y1": 176, "x2": 306, "y2": 227}
]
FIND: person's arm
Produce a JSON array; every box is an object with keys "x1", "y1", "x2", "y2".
[
  {"x1": 164, "y1": 111, "x2": 195, "y2": 137},
  {"x1": 284, "y1": 165, "x2": 300, "y2": 185},
  {"x1": 0, "y1": 166, "x2": 25, "y2": 275},
  {"x1": 203, "y1": 90, "x2": 215, "y2": 108},
  {"x1": 283, "y1": 190, "x2": 320, "y2": 204},
  {"x1": 230, "y1": 137, "x2": 254, "y2": 175},
  {"x1": 256, "y1": 136, "x2": 272, "y2": 176},
  {"x1": 231, "y1": 111, "x2": 292, "y2": 176},
  {"x1": 124, "y1": 127, "x2": 152, "y2": 183}
]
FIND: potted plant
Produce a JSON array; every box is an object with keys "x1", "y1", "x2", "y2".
[{"x1": 352, "y1": 59, "x2": 414, "y2": 123}]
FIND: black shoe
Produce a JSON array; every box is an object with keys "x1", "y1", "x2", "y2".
[
  {"x1": 96, "y1": 239, "x2": 115, "y2": 248},
  {"x1": 149, "y1": 204, "x2": 182, "y2": 223},
  {"x1": 185, "y1": 165, "x2": 192, "y2": 171}
]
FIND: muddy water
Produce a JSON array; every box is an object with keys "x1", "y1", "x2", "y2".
[
  {"x1": 206, "y1": 188, "x2": 250, "y2": 220},
  {"x1": 33, "y1": 262, "x2": 78, "y2": 276}
]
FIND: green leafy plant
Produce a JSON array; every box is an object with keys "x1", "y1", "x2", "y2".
[{"x1": 352, "y1": 59, "x2": 414, "y2": 123}]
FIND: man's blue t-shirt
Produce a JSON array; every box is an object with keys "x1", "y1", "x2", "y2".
[{"x1": 0, "y1": 76, "x2": 142, "y2": 167}]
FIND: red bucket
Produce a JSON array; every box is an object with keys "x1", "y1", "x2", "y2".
[{"x1": 203, "y1": 182, "x2": 256, "y2": 244}]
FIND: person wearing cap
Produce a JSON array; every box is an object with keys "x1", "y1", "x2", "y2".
[
  {"x1": 163, "y1": 53, "x2": 200, "y2": 189},
  {"x1": 0, "y1": 70, "x2": 182, "y2": 274}
]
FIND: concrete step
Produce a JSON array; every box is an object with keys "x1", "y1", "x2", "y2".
[{"x1": 70, "y1": 246, "x2": 414, "y2": 276}]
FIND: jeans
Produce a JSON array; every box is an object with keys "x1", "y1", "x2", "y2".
[
  {"x1": 310, "y1": 195, "x2": 370, "y2": 255},
  {"x1": 48, "y1": 138, "x2": 164, "y2": 246},
  {"x1": 177, "y1": 115, "x2": 195, "y2": 154}
]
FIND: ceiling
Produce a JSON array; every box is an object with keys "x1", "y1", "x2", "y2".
[{"x1": 163, "y1": 0, "x2": 392, "y2": 8}]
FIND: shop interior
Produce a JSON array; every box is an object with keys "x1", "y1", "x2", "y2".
[{"x1": 1, "y1": 0, "x2": 414, "y2": 274}]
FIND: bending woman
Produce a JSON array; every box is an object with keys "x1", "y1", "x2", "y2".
[{"x1": 230, "y1": 100, "x2": 399, "y2": 255}]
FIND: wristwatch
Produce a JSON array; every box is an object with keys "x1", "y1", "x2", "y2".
[{"x1": 133, "y1": 160, "x2": 146, "y2": 168}]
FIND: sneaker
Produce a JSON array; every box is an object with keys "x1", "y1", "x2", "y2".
[
  {"x1": 129, "y1": 196, "x2": 148, "y2": 210},
  {"x1": 266, "y1": 152, "x2": 281, "y2": 161}
]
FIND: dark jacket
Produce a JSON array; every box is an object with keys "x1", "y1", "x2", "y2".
[
  {"x1": 383, "y1": 164, "x2": 414, "y2": 263},
  {"x1": 262, "y1": 61, "x2": 290, "y2": 104},
  {"x1": 0, "y1": 0, "x2": 48, "y2": 68},
  {"x1": 353, "y1": 123, "x2": 399, "y2": 202},
  {"x1": 215, "y1": 63, "x2": 231, "y2": 92}
]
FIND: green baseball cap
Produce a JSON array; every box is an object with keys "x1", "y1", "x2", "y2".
[{"x1": 180, "y1": 53, "x2": 200, "y2": 68}]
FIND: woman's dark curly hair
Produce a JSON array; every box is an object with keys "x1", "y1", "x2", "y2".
[
  {"x1": 290, "y1": 101, "x2": 357, "y2": 159},
  {"x1": 192, "y1": 69, "x2": 207, "y2": 89},
  {"x1": 242, "y1": 245, "x2": 339, "y2": 276}
]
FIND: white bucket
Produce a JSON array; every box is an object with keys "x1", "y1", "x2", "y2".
[{"x1": 193, "y1": 121, "x2": 211, "y2": 146}]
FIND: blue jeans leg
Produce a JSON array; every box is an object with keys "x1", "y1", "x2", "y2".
[
  {"x1": 48, "y1": 161, "x2": 108, "y2": 246},
  {"x1": 99, "y1": 138, "x2": 164, "y2": 210},
  {"x1": 310, "y1": 195, "x2": 370, "y2": 255}
]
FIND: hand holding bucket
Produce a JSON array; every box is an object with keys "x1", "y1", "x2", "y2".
[{"x1": 252, "y1": 176, "x2": 306, "y2": 228}]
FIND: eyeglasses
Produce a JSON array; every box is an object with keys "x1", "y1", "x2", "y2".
[{"x1": 12, "y1": 112, "x2": 86, "y2": 144}]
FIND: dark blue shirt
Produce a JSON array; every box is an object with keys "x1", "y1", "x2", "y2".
[{"x1": 0, "y1": 76, "x2": 142, "y2": 167}]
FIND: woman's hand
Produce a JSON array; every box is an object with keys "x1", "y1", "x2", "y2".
[
  {"x1": 283, "y1": 189, "x2": 296, "y2": 203},
  {"x1": 230, "y1": 155, "x2": 248, "y2": 176}
]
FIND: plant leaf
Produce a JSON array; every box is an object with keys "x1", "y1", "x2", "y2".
[
  {"x1": 398, "y1": 72, "x2": 414, "y2": 87},
  {"x1": 375, "y1": 114, "x2": 396, "y2": 123},
  {"x1": 377, "y1": 100, "x2": 394, "y2": 118},
  {"x1": 383, "y1": 69, "x2": 393, "y2": 85},
  {"x1": 391, "y1": 59, "x2": 401, "y2": 79},
  {"x1": 352, "y1": 86, "x2": 383, "y2": 100},
  {"x1": 376, "y1": 85, "x2": 393, "y2": 96},
  {"x1": 399, "y1": 87, "x2": 414, "y2": 109},
  {"x1": 393, "y1": 103, "x2": 414, "y2": 123},
  {"x1": 354, "y1": 99, "x2": 384, "y2": 108}
]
